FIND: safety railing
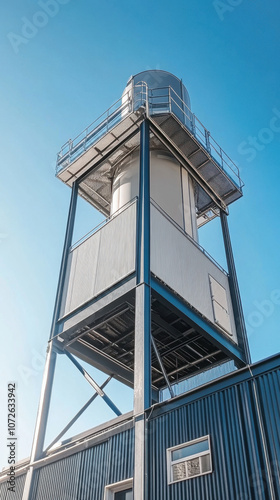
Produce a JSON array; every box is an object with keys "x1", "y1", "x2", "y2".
[
  {"x1": 56, "y1": 81, "x2": 243, "y2": 191},
  {"x1": 56, "y1": 83, "x2": 147, "y2": 173},
  {"x1": 147, "y1": 85, "x2": 243, "y2": 190}
]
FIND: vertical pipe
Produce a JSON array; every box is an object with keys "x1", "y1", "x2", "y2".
[
  {"x1": 220, "y1": 210, "x2": 251, "y2": 364},
  {"x1": 22, "y1": 182, "x2": 78, "y2": 500},
  {"x1": 134, "y1": 120, "x2": 151, "y2": 500}
]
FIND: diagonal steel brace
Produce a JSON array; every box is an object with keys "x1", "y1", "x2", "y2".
[
  {"x1": 151, "y1": 335, "x2": 175, "y2": 398},
  {"x1": 45, "y1": 375, "x2": 112, "y2": 453},
  {"x1": 65, "y1": 351, "x2": 122, "y2": 416}
]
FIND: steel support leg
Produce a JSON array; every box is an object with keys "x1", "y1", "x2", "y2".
[
  {"x1": 23, "y1": 183, "x2": 78, "y2": 500},
  {"x1": 50, "y1": 181, "x2": 78, "y2": 339},
  {"x1": 134, "y1": 119, "x2": 151, "y2": 500},
  {"x1": 220, "y1": 210, "x2": 251, "y2": 364},
  {"x1": 134, "y1": 283, "x2": 151, "y2": 500},
  {"x1": 22, "y1": 341, "x2": 57, "y2": 500}
]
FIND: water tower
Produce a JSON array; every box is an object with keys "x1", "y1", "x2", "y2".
[{"x1": 22, "y1": 70, "x2": 250, "y2": 500}]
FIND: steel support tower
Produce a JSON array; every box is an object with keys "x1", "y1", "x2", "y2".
[{"x1": 22, "y1": 70, "x2": 250, "y2": 500}]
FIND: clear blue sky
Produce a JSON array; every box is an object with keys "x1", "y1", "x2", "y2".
[{"x1": 1, "y1": 0, "x2": 280, "y2": 468}]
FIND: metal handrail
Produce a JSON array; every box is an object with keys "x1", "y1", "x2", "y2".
[
  {"x1": 56, "y1": 83, "x2": 148, "y2": 172},
  {"x1": 56, "y1": 81, "x2": 243, "y2": 192},
  {"x1": 146, "y1": 85, "x2": 242, "y2": 189}
]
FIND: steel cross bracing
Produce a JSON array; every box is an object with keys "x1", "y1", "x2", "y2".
[{"x1": 44, "y1": 375, "x2": 112, "y2": 454}]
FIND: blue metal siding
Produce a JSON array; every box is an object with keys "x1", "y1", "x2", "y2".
[
  {"x1": 107, "y1": 429, "x2": 134, "y2": 485},
  {"x1": 148, "y1": 367, "x2": 280, "y2": 500},
  {"x1": 255, "y1": 370, "x2": 280, "y2": 498},
  {"x1": 31, "y1": 428, "x2": 134, "y2": 500},
  {"x1": 31, "y1": 453, "x2": 81, "y2": 500},
  {"x1": 77, "y1": 441, "x2": 109, "y2": 499},
  {"x1": 0, "y1": 473, "x2": 26, "y2": 500},
  {"x1": 15, "y1": 357, "x2": 279, "y2": 500}
]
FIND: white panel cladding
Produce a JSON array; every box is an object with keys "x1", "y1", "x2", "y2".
[
  {"x1": 69, "y1": 231, "x2": 100, "y2": 312},
  {"x1": 151, "y1": 204, "x2": 237, "y2": 342},
  {"x1": 209, "y1": 275, "x2": 228, "y2": 307},
  {"x1": 209, "y1": 276, "x2": 232, "y2": 335},
  {"x1": 181, "y1": 167, "x2": 198, "y2": 241},
  {"x1": 60, "y1": 202, "x2": 137, "y2": 317},
  {"x1": 212, "y1": 301, "x2": 232, "y2": 334},
  {"x1": 94, "y1": 203, "x2": 137, "y2": 292}
]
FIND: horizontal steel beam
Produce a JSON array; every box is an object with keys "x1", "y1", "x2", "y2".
[
  {"x1": 67, "y1": 340, "x2": 134, "y2": 388},
  {"x1": 151, "y1": 275, "x2": 247, "y2": 366}
]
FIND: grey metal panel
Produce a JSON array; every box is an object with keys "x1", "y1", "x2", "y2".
[
  {"x1": 61, "y1": 202, "x2": 137, "y2": 317},
  {"x1": 209, "y1": 276, "x2": 232, "y2": 335},
  {"x1": 148, "y1": 365, "x2": 280, "y2": 500},
  {"x1": 69, "y1": 232, "x2": 100, "y2": 312},
  {"x1": 150, "y1": 204, "x2": 237, "y2": 342},
  {"x1": 209, "y1": 275, "x2": 228, "y2": 307},
  {"x1": 62, "y1": 277, "x2": 136, "y2": 333},
  {"x1": 95, "y1": 202, "x2": 137, "y2": 294},
  {"x1": 0, "y1": 473, "x2": 26, "y2": 500},
  {"x1": 211, "y1": 301, "x2": 232, "y2": 335}
]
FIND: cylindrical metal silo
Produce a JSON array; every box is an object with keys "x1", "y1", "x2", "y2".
[{"x1": 111, "y1": 70, "x2": 198, "y2": 241}]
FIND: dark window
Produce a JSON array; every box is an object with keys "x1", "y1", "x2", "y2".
[{"x1": 115, "y1": 489, "x2": 133, "y2": 500}]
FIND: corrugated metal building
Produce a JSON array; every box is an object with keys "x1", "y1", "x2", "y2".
[{"x1": 1, "y1": 354, "x2": 279, "y2": 499}]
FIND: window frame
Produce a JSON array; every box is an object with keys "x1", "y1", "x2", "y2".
[
  {"x1": 166, "y1": 435, "x2": 212, "y2": 484},
  {"x1": 104, "y1": 478, "x2": 133, "y2": 500}
]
